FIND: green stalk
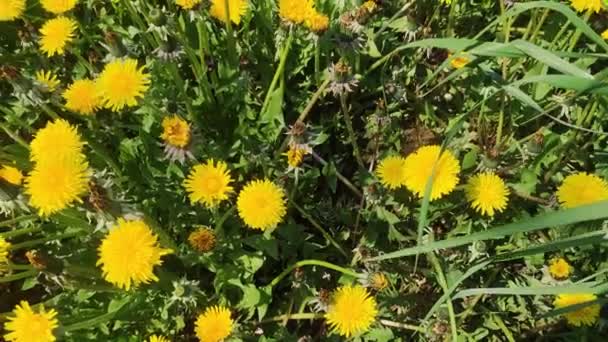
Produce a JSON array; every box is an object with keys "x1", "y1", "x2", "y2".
[
  {"x1": 293, "y1": 202, "x2": 349, "y2": 258},
  {"x1": 0, "y1": 214, "x2": 37, "y2": 228},
  {"x1": 0, "y1": 122, "x2": 29, "y2": 149},
  {"x1": 261, "y1": 32, "x2": 294, "y2": 115},
  {"x1": 379, "y1": 319, "x2": 426, "y2": 333},
  {"x1": 340, "y1": 94, "x2": 364, "y2": 168},
  {"x1": 223, "y1": 0, "x2": 238, "y2": 66},
  {"x1": 314, "y1": 40, "x2": 321, "y2": 85},
  {"x1": 311, "y1": 152, "x2": 363, "y2": 198},
  {"x1": 259, "y1": 312, "x2": 324, "y2": 324},
  {"x1": 268, "y1": 259, "x2": 363, "y2": 288},
  {"x1": 167, "y1": 63, "x2": 196, "y2": 123},
  {"x1": 0, "y1": 270, "x2": 38, "y2": 283},
  {"x1": 428, "y1": 252, "x2": 458, "y2": 342},
  {"x1": 0, "y1": 226, "x2": 41, "y2": 239},
  {"x1": 195, "y1": 21, "x2": 217, "y2": 104},
  {"x1": 10, "y1": 232, "x2": 81, "y2": 251},
  {"x1": 446, "y1": 0, "x2": 458, "y2": 37}
]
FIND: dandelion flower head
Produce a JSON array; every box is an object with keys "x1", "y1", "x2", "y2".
[
  {"x1": 184, "y1": 160, "x2": 234, "y2": 208},
  {"x1": 40, "y1": 0, "x2": 78, "y2": 14},
  {"x1": 602, "y1": 29, "x2": 608, "y2": 40},
  {"x1": 403, "y1": 145, "x2": 460, "y2": 201},
  {"x1": 0, "y1": 237, "x2": 10, "y2": 273},
  {"x1": 35, "y1": 70, "x2": 60, "y2": 92},
  {"x1": 25, "y1": 155, "x2": 90, "y2": 216},
  {"x1": 63, "y1": 79, "x2": 101, "y2": 115},
  {"x1": 39, "y1": 16, "x2": 77, "y2": 57},
  {"x1": 549, "y1": 257, "x2": 572, "y2": 279},
  {"x1": 305, "y1": 11, "x2": 329, "y2": 33},
  {"x1": 237, "y1": 179, "x2": 287, "y2": 230},
  {"x1": 175, "y1": 0, "x2": 201, "y2": 10},
  {"x1": 376, "y1": 155, "x2": 406, "y2": 190},
  {"x1": 3, "y1": 301, "x2": 59, "y2": 342},
  {"x1": 161, "y1": 115, "x2": 191, "y2": 148},
  {"x1": 0, "y1": 165, "x2": 23, "y2": 185},
  {"x1": 209, "y1": 0, "x2": 248, "y2": 25},
  {"x1": 570, "y1": 0, "x2": 603, "y2": 13},
  {"x1": 97, "y1": 219, "x2": 172, "y2": 290},
  {"x1": 0, "y1": 0, "x2": 25, "y2": 21},
  {"x1": 30, "y1": 119, "x2": 85, "y2": 164},
  {"x1": 554, "y1": 293, "x2": 600, "y2": 327},
  {"x1": 556, "y1": 172, "x2": 608, "y2": 208},
  {"x1": 148, "y1": 335, "x2": 169, "y2": 342},
  {"x1": 97, "y1": 58, "x2": 150, "y2": 112},
  {"x1": 326, "y1": 284, "x2": 378, "y2": 338},
  {"x1": 279, "y1": 0, "x2": 315, "y2": 24},
  {"x1": 195, "y1": 306, "x2": 233, "y2": 342},
  {"x1": 465, "y1": 172, "x2": 509, "y2": 217}
]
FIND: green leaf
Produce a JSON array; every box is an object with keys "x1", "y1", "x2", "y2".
[
  {"x1": 368, "y1": 200, "x2": 608, "y2": 261},
  {"x1": 511, "y1": 40, "x2": 593, "y2": 79}
]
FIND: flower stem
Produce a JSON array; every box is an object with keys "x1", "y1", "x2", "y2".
[
  {"x1": 311, "y1": 152, "x2": 363, "y2": 198},
  {"x1": 379, "y1": 319, "x2": 426, "y2": 333},
  {"x1": 0, "y1": 214, "x2": 37, "y2": 228},
  {"x1": 292, "y1": 202, "x2": 349, "y2": 258},
  {"x1": 261, "y1": 31, "x2": 293, "y2": 115},
  {"x1": 0, "y1": 122, "x2": 29, "y2": 149},
  {"x1": 0, "y1": 226, "x2": 41, "y2": 239},
  {"x1": 0, "y1": 270, "x2": 38, "y2": 283},
  {"x1": 340, "y1": 94, "x2": 364, "y2": 168},
  {"x1": 10, "y1": 231, "x2": 82, "y2": 251},
  {"x1": 223, "y1": 0, "x2": 238, "y2": 67},
  {"x1": 259, "y1": 312, "x2": 324, "y2": 324},
  {"x1": 268, "y1": 259, "x2": 363, "y2": 288}
]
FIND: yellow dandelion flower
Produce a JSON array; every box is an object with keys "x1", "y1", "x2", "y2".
[
  {"x1": 450, "y1": 54, "x2": 470, "y2": 69},
  {"x1": 188, "y1": 226, "x2": 216, "y2": 253},
  {"x1": 0, "y1": 237, "x2": 10, "y2": 273},
  {"x1": 161, "y1": 115, "x2": 191, "y2": 148},
  {"x1": 3, "y1": 301, "x2": 59, "y2": 342},
  {"x1": 39, "y1": 16, "x2": 77, "y2": 57},
  {"x1": 326, "y1": 284, "x2": 378, "y2": 338},
  {"x1": 63, "y1": 79, "x2": 101, "y2": 115},
  {"x1": 0, "y1": 0, "x2": 25, "y2": 21},
  {"x1": 305, "y1": 11, "x2": 329, "y2": 33},
  {"x1": 40, "y1": 0, "x2": 78, "y2": 14},
  {"x1": 279, "y1": 0, "x2": 315, "y2": 24},
  {"x1": 184, "y1": 160, "x2": 234, "y2": 208},
  {"x1": 35, "y1": 70, "x2": 60, "y2": 92},
  {"x1": 25, "y1": 155, "x2": 90, "y2": 216},
  {"x1": 465, "y1": 172, "x2": 509, "y2": 217},
  {"x1": 554, "y1": 293, "x2": 600, "y2": 327},
  {"x1": 369, "y1": 273, "x2": 389, "y2": 291},
  {"x1": 97, "y1": 219, "x2": 172, "y2": 290},
  {"x1": 549, "y1": 258, "x2": 572, "y2": 280},
  {"x1": 0, "y1": 165, "x2": 23, "y2": 185},
  {"x1": 557, "y1": 172, "x2": 608, "y2": 208},
  {"x1": 403, "y1": 145, "x2": 460, "y2": 201},
  {"x1": 148, "y1": 335, "x2": 169, "y2": 342},
  {"x1": 284, "y1": 145, "x2": 308, "y2": 169},
  {"x1": 30, "y1": 119, "x2": 85, "y2": 164},
  {"x1": 362, "y1": 1, "x2": 378, "y2": 13},
  {"x1": 570, "y1": 0, "x2": 603, "y2": 13},
  {"x1": 603, "y1": 29, "x2": 608, "y2": 40},
  {"x1": 376, "y1": 155, "x2": 406, "y2": 190},
  {"x1": 175, "y1": 0, "x2": 201, "y2": 10},
  {"x1": 209, "y1": 0, "x2": 248, "y2": 25},
  {"x1": 97, "y1": 58, "x2": 150, "y2": 112},
  {"x1": 237, "y1": 179, "x2": 287, "y2": 230},
  {"x1": 195, "y1": 306, "x2": 233, "y2": 342}
]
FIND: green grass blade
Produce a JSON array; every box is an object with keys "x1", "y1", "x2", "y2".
[
  {"x1": 511, "y1": 40, "x2": 593, "y2": 79},
  {"x1": 368, "y1": 201, "x2": 608, "y2": 261},
  {"x1": 454, "y1": 283, "x2": 599, "y2": 299}
]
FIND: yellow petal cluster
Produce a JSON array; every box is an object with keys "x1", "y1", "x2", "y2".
[
  {"x1": 3, "y1": 301, "x2": 59, "y2": 342},
  {"x1": 0, "y1": 165, "x2": 23, "y2": 185},
  {"x1": 570, "y1": 0, "x2": 603, "y2": 13},
  {"x1": 63, "y1": 79, "x2": 101, "y2": 115},
  {"x1": 161, "y1": 115, "x2": 191, "y2": 148},
  {"x1": 326, "y1": 284, "x2": 378, "y2": 338},
  {"x1": 554, "y1": 293, "x2": 600, "y2": 327},
  {"x1": 35, "y1": 70, "x2": 60, "y2": 92},
  {"x1": 195, "y1": 306, "x2": 233, "y2": 342},
  {"x1": 40, "y1": 0, "x2": 78, "y2": 14},
  {"x1": 0, "y1": 0, "x2": 25, "y2": 21},
  {"x1": 97, "y1": 219, "x2": 172, "y2": 290},
  {"x1": 209, "y1": 0, "x2": 248, "y2": 25},
  {"x1": 548, "y1": 257, "x2": 572, "y2": 280},
  {"x1": 0, "y1": 237, "x2": 10, "y2": 273},
  {"x1": 175, "y1": 0, "x2": 201, "y2": 10},
  {"x1": 465, "y1": 172, "x2": 509, "y2": 217},
  {"x1": 376, "y1": 155, "x2": 406, "y2": 190},
  {"x1": 184, "y1": 160, "x2": 234, "y2": 208},
  {"x1": 97, "y1": 58, "x2": 150, "y2": 112},
  {"x1": 237, "y1": 179, "x2": 287, "y2": 230},
  {"x1": 556, "y1": 172, "x2": 608, "y2": 208},
  {"x1": 403, "y1": 145, "x2": 460, "y2": 201},
  {"x1": 39, "y1": 16, "x2": 77, "y2": 57}
]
